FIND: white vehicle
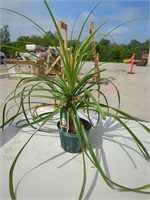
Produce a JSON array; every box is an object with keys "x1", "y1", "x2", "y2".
[
  {"x1": 0, "y1": 51, "x2": 6, "y2": 64},
  {"x1": 26, "y1": 44, "x2": 47, "y2": 60}
]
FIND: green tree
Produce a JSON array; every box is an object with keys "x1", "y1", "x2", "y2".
[
  {"x1": 96, "y1": 39, "x2": 110, "y2": 62},
  {"x1": 0, "y1": 25, "x2": 12, "y2": 56},
  {"x1": 96, "y1": 38, "x2": 149, "y2": 63},
  {"x1": 43, "y1": 30, "x2": 58, "y2": 46},
  {"x1": 128, "y1": 39, "x2": 141, "y2": 52},
  {"x1": 118, "y1": 45, "x2": 133, "y2": 61},
  {"x1": 15, "y1": 36, "x2": 30, "y2": 52},
  {"x1": 141, "y1": 39, "x2": 149, "y2": 53},
  {"x1": 29, "y1": 35, "x2": 43, "y2": 45},
  {"x1": 0, "y1": 24, "x2": 11, "y2": 44},
  {"x1": 98, "y1": 38, "x2": 110, "y2": 46}
]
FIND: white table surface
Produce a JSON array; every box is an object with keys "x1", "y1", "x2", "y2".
[{"x1": 0, "y1": 115, "x2": 150, "y2": 200}]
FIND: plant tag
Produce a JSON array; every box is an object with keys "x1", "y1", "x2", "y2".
[{"x1": 60, "y1": 106, "x2": 69, "y2": 132}]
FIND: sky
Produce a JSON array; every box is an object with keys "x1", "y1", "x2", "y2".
[{"x1": 0, "y1": 0, "x2": 149, "y2": 44}]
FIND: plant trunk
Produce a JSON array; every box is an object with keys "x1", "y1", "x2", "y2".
[{"x1": 68, "y1": 114, "x2": 76, "y2": 134}]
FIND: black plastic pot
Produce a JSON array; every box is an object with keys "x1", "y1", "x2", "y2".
[{"x1": 57, "y1": 119, "x2": 91, "y2": 153}]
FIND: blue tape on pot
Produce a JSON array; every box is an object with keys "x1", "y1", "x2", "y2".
[
  {"x1": 59, "y1": 129, "x2": 82, "y2": 153},
  {"x1": 57, "y1": 119, "x2": 91, "y2": 153}
]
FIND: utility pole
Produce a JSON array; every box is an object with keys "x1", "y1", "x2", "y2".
[{"x1": 58, "y1": 21, "x2": 68, "y2": 78}]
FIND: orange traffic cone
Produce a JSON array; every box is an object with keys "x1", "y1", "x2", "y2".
[{"x1": 128, "y1": 55, "x2": 135, "y2": 74}]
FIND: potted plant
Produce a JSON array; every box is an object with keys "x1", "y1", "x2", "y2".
[{"x1": 0, "y1": 1, "x2": 150, "y2": 199}]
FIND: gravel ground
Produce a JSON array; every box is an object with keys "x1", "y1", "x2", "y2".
[{"x1": 0, "y1": 62, "x2": 150, "y2": 125}]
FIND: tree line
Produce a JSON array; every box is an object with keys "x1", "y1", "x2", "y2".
[{"x1": 0, "y1": 24, "x2": 149, "y2": 62}]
